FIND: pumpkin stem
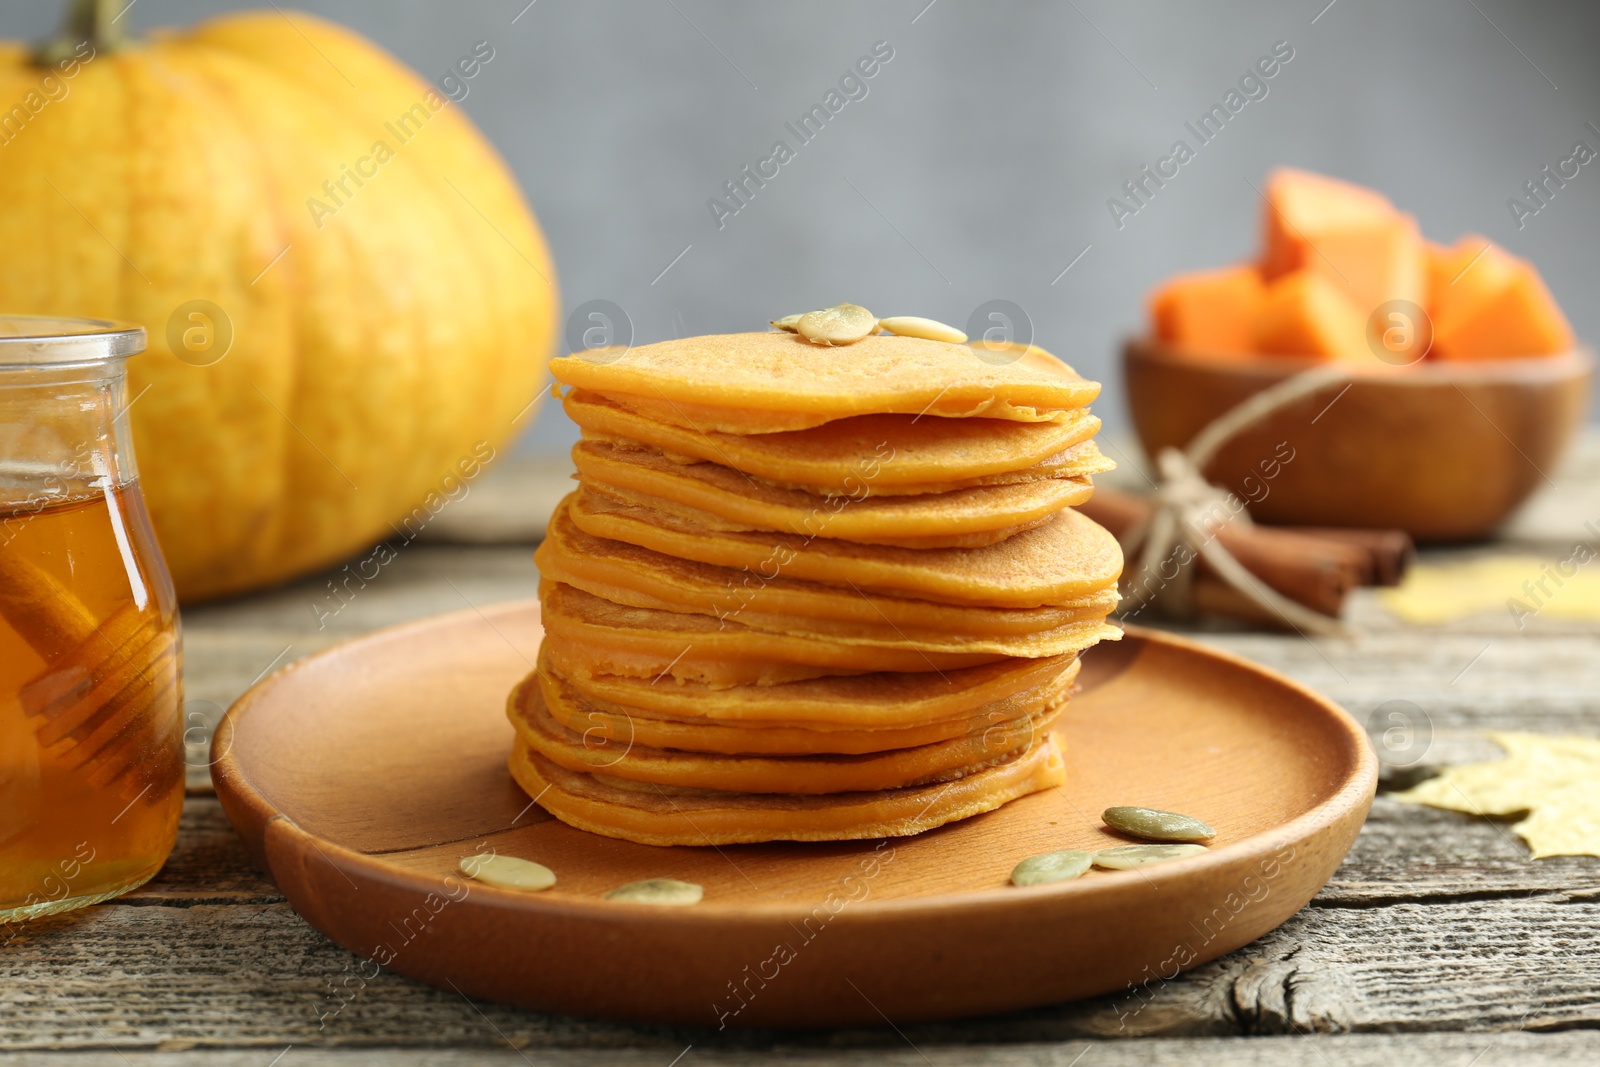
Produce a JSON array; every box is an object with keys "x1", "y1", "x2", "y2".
[{"x1": 34, "y1": 0, "x2": 133, "y2": 67}]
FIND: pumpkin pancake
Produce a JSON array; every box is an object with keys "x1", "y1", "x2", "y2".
[
  {"x1": 568, "y1": 489, "x2": 1124, "y2": 608},
  {"x1": 537, "y1": 557, "x2": 1116, "y2": 656},
  {"x1": 546, "y1": 643, "x2": 1080, "y2": 726},
  {"x1": 540, "y1": 583, "x2": 1002, "y2": 685},
  {"x1": 584, "y1": 480, "x2": 1053, "y2": 550},
  {"x1": 542, "y1": 565, "x2": 1117, "y2": 651},
  {"x1": 515, "y1": 325, "x2": 1121, "y2": 845},
  {"x1": 549, "y1": 332, "x2": 1100, "y2": 434},
  {"x1": 572, "y1": 439, "x2": 1093, "y2": 546},
  {"x1": 530, "y1": 657, "x2": 1080, "y2": 755},
  {"x1": 587, "y1": 427, "x2": 1113, "y2": 500},
  {"x1": 728, "y1": 438, "x2": 1114, "y2": 497},
  {"x1": 508, "y1": 732, "x2": 1067, "y2": 845},
  {"x1": 536, "y1": 498, "x2": 1119, "y2": 638},
  {"x1": 510, "y1": 675, "x2": 1061, "y2": 794},
  {"x1": 541, "y1": 579, "x2": 1118, "y2": 685},
  {"x1": 563, "y1": 389, "x2": 1106, "y2": 492}
]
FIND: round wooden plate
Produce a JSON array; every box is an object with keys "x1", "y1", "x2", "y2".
[{"x1": 212, "y1": 600, "x2": 1375, "y2": 1028}]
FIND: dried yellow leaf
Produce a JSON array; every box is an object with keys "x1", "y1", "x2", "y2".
[
  {"x1": 1392, "y1": 731, "x2": 1600, "y2": 859},
  {"x1": 1378, "y1": 555, "x2": 1600, "y2": 626}
]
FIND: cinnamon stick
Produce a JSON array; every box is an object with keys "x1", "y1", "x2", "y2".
[
  {"x1": 1078, "y1": 488, "x2": 1373, "y2": 620},
  {"x1": 1291, "y1": 527, "x2": 1415, "y2": 587}
]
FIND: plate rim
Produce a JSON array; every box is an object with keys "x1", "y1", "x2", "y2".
[{"x1": 212, "y1": 599, "x2": 1378, "y2": 922}]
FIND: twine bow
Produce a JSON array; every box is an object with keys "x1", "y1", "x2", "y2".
[{"x1": 1117, "y1": 365, "x2": 1354, "y2": 636}]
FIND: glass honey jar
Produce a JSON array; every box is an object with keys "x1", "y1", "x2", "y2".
[{"x1": 0, "y1": 316, "x2": 182, "y2": 921}]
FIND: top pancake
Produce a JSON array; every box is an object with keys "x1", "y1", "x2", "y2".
[{"x1": 550, "y1": 333, "x2": 1100, "y2": 433}]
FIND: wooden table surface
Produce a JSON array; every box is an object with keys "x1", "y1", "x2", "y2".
[{"x1": 7, "y1": 434, "x2": 1600, "y2": 1067}]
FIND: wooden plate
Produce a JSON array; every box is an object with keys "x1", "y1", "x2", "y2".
[{"x1": 212, "y1": 601, "x2": 1375, "y2": 1028}]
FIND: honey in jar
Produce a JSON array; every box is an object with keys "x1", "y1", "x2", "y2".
[{"x1": 0, "y1": 316, "x2": 182, "y2": 921}]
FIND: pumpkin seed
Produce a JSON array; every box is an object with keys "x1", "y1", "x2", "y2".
[
  {"x1": 877, "y1": 315, "x2": 968, "y2": 344},
  {"x1": 1009, "y1": 848, "x2": 1093, "y2": 887},
  {"x1": 770, "y1": 314, "x2": 803, "y2": 332},
  {"x1": 604, "y1": 878, "x2": 703, "y2": 905},
  {"x1": 1092, "y1": 844, "x2": 1208, "y2": 870},
  {"x1": 458, "y1": 854, "x2": 556, "y2": 891},
  {"x1": 1103, "y1": 806, "x2": 1216, "y2": 843},
  {"x1": 796, "y1": 304, "x2": 877, "y2": 346}
]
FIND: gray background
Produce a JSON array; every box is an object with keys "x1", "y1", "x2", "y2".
[{"x1": 6, "y1": 0, "x2": 1598, "y2": 454}]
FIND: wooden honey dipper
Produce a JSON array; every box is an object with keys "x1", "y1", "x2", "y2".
[{"x1": 0, "y1": 550, "x2": 180, "y2": 800}]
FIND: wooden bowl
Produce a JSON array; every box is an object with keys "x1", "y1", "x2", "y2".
[
  {"x1": 212, "y1": 600, "x2": 1376, "y2": 1027},
  {"x1": 1122, "y1": 339, "x2": 1593, "y2": 541}
]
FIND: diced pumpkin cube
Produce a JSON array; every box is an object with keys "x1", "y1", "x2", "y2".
[
  {"x1": 1260, "y1": 167, "x2": 1425, "y2": 314},
  {"x1": 1262, "y1": 168, "x2": 1395, "y2": 242},
  {"x1": 1253, "y1": 269, "x2": 1371, "y2": 362},
  {"x1": 1426, "y1": 235, "x2": 1520, "y2": 335},
  {"x1": 1149, "y1": 264, "x2": 1265, "y2": 354},
  {"x1": 1432, "y1": 253, "x2": 1574, "y2": 360}
]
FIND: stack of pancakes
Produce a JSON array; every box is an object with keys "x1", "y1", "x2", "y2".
[{"x1": 508, "y1": 331, "x2": 1124, "y2": 846}]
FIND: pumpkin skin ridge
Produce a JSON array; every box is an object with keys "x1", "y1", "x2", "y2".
[
  {"x1": 0, "y1": 11, "x2": 557, "y2": 600},
  {"x1": 142, "y1": 41, "x2": 302, "y2": 575},
  {"x1": 183, "y1": 9, "x2": 557, "y2": 578},
  {"x1": 126, "y1": 39, "x2": 307, "y2": 588}
]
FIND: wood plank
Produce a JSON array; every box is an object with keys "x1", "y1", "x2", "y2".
[
  {"x1": 0, "y1": 1031, "x2": 1598, "y2": 1066},
  {"x1": 4, "y1": 893, "x2": 1599, "y2": 1048},
  {"x1": 1178, "y1": 630, "x2": 1600, "y2": 713},
  {"x1": 119, "y1": 799, "x2": 279, "y2": 907},
  {"x1": 1500, "y1": 426, "x2": 1600, "y2": 548},
  {"x1": 1326, "y1": 797, "x2": 1600, "y2": 903}
]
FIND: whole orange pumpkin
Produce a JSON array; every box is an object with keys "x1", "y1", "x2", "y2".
[{"x1": 0, "y1": 1, "x2": 557, "y2": 600}]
